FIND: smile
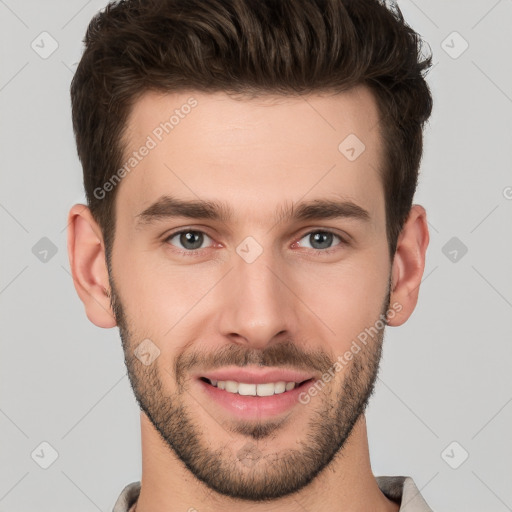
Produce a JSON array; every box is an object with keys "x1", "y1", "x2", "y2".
[
  {"x1": 201, "y1": 377, "x2": 311, "y2": 396},
  {"x1": 197, "y1": 375, "x2": 315, "y2": 419}
]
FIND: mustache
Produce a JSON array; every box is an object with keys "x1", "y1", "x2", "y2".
[{"x1": 174, "y1": 340, "x2": 334, "y2": 386}]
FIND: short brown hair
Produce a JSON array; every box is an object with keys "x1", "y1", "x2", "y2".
[{"x1": 70, "y1": 0, "x2": 433, "y2": 262}]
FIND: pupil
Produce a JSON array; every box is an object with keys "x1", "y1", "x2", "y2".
[
  {"x1": 181, "y1": 231, "x2": 203, "y2": 250},
  {"x1": 311, "y1": 232, "x2": 332, "y2": 249}
]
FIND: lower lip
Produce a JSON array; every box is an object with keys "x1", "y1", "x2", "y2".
[{"x1": 197, "y1": 378, "x2": 313, "y2": 420}]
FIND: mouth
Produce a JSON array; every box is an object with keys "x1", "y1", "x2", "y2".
[
  {"x1": 195, "y1": 372, "x2": 316, "y2": 420},
  {"x1": 199, "y1": 376, "x2": 314, "y2": 396}
]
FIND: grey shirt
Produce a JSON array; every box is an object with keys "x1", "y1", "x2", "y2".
[{"x1": 113, "y1": 476, "x2": 433, "y2": 511}]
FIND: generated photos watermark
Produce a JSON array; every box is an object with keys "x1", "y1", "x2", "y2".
[
  {"x1": 298, "y1": 300, "x2": 403, "y2": 405},
  {"x1": 93, "y1": 97, "x2": 198, "y2": 200}
]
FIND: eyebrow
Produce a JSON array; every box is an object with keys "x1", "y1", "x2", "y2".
[{"x1": 135, "y1": 195, "x2": 371, "y2": 228}]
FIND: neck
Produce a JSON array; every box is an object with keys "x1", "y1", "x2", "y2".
[{"x1": 134, "y1": 412, "x2": 399, "y2": 512}]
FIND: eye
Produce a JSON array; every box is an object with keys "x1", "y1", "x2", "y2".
[
  {"x1": 163, "y1": 228, "x2": 346, "y2": 257},
  {"x1": 295, "y1": 230, "x2": 345, "y2": 253},
  {"x1": 164, "y1": 229, "x2": 213, "y2": 252}
]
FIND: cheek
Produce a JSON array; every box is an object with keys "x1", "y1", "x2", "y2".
[
  {"x1": 295, "y1": 255, "x2": 389, "y2": 352},
  {"x1": 110, "y1": 243, "x2": 168, "y2": 332},
  {"x1": 113, "y1": 246, "x2": 218, "y2": 339}
]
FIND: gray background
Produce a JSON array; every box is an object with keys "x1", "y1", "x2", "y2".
[{"x1": 1, "y1": 1, "x2": 511, "y2": 511}]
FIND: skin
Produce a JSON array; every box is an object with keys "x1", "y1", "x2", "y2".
[{"x1": 67, "y1": 85, "x2": 429, "y2": 512}]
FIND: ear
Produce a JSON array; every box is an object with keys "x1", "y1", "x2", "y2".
[
  {"x1": 387, "y1": 204, "x2": 429, "y2": 327},
  {"x1": 67, "y1": 204, "x2": 117, "y2": 328}
]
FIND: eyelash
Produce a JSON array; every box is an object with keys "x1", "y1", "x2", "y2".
[{"x1": 163, "y1": 228, "x2": 347, "y2": 257}]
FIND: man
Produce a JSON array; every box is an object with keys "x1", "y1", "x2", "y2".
[{"x1": 67, "y1": 0, "x2": 433, "y2": 510}]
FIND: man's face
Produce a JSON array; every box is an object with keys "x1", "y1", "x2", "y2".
[{"x1": 108, "y1": 87, "x2": 392, "y2": 500}]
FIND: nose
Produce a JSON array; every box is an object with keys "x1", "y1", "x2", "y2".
[{"x1": 216, "y1": 245, "x2": 301, "y2": 350}]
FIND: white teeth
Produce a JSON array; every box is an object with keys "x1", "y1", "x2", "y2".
[
  {"x1": 274, "y1": 381, "x2": 286, "y2": 394},
  {"x1": 256, "y1": 382, "x2": 275, "y2": 396},
  {"x1": 225, "y1": 380, "x2": 239, "y2": 393},
  {"x1": 238, "y1": 383, "x2": 257, "y2": 396},
  {"x1": 208, "y1": 379, "x2": 299, "y2": 396}
]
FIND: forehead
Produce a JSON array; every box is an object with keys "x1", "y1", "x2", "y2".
[{"x1": 117, "y1": 87, "x2": 384, "y2": 227}]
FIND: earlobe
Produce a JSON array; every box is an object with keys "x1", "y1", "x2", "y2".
[
  {"x1": 388, "y1": 205, "x2": 429, "y2": 327},
  {"x1": 67, "y1": 204, "x2": 117, "y2": 328}
]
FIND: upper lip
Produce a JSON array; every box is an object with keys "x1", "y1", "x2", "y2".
[{"x1": 197, "y1": 366, "x2": 315, "y2": 385}]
